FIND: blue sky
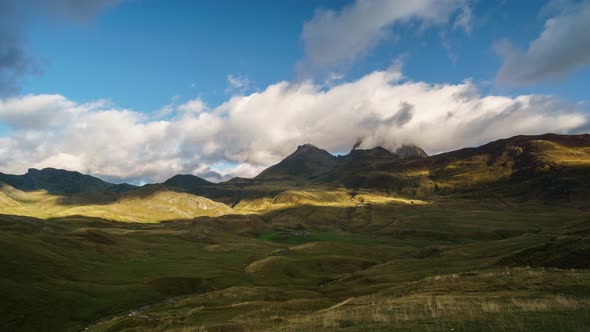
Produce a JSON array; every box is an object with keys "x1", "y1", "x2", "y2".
[
  {"x1": 19, "y1": 0, "x2": 588, "y2": 110},
  {"x1": 0, "y1": 0, "x2": 589, "y2": 183},
  {"x1": 23, "y1": 0, "x2": 321, "y2": 109}
]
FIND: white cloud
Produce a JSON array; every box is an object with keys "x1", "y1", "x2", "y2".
[
  {"x1": 226, "y1": 74, "x2": 250, "y2": 94},
  {"x1": 178, "y1": 98, "x2": 207, "y2": 114},
  {"x1": 154, "y1": 96, "x2": 206, "y2": 118},
  {"x1": 0, "y1": 66, "x2": 586, "y2": 184},
  {"x1": 496, "y1": 0, "x2": 590, "y2": 85},
  {"x1": 300, "y1": 0, "x2": 469, "y2": 70}
]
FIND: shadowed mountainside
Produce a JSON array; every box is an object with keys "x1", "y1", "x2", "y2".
[
  {"x1": 394, "y1": 144, "x2": 429, "y2": 158},
  {"x1": 0, "y1": 168, "x2": 136, "y2": 195},
  {"x1": 162, "y1": 133, "x2": 590, "y2": 207},
  {"x1": 256, "y1": 143, "x2": 340, "y2": 181},
  {"x1": 1, "y1": 133, "x2": 589, "y2": 219}
]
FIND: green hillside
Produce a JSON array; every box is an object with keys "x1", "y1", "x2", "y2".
[
  {"x1": 0, "y1": 182, "x2": 233, "y2": 222},
  {"x1": 0, "y1": 133, "x2": 589, "y2": 331},
  {"x1": 162, "y1": 133, "x2": 590, "y2": 207}
]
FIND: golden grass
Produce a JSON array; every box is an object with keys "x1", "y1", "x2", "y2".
[
  {"x1": 235, "y1": 189, "x2": 428, "y2": 213},
  {"x1": 0, "y1": 187, "x2": 233, "y2": 222},
  {"x1": 279, "y1": 294, "x2": 590, "y2": 330}
]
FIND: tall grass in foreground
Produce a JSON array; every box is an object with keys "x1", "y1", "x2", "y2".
[{"x1": 265, "y1": 294, "x2": 589, "y2": 332}]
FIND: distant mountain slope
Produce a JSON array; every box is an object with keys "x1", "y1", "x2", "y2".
[
  {"x1": 57, "y1": 184, "x2": 234, "y2": 221},
  {"x1": 0, "y1": 181, "x2": 233, "y2": 222},
  {"x1": 0, "y1": 181, "x2": 28, "y2": 201},
  {"x1": 322, "y1": 133, "x2": 590, "y2": 199},
  {"x1": 0, "y1": 182, "x2": 20, "y2": 207},
  {"x1": 0, "y1": 168, "x2": 136, "y2": 195},
  {"x1": 256, "y1": 144, "x2": 338, "y2": 181},
  {"x1": 1, "y1": 133, "x2": 589, "y2": 210},
  {"x1": 155, "y1": 134, "x2": 590, "y2": 205},
  {"x1": 395, "y1": 144, "x2": 428, "y2": 158},
  {"x1": 164, "y1": 174, "x2": 214, "y2": 189},
  {"x1": 162, "y1": 174, "x2": 241, "y2": 206},
  {"x1": 347, "y1": 147, "x2": 398, "y2": 162},
  {"x1": 114, "y1": 184, "x2": 233, "y2": 218}
]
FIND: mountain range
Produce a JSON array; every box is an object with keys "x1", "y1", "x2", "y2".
[
  {"x1": 2, "y1": 133, "x2": 588, "y2": 208},
  {"x1": 1, "y1": 133, "x2": 590, "y2": 331}
]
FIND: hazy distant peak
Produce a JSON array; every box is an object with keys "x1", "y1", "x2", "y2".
[
  {"x1": 256, "y1": 143, "x2": 337, "y2": 179},
  {"x1": 287, "y1": 144, "x2": 333, "y2": 160},
  {"x1": 297, "y1": 143, "x2": 318, "y2": 150},
  {"x1": 292, "y1": 143, "x2": 324, "y2": 155},
  {"x1": 395, "y1": 144, "x2": 428, "y2": 158},
  {"x1": 164, "y1": 174, "x2": 212, "y2": 186},
  {"x1": 0, "y1": 167, "x2": 135, "y2": 195}
]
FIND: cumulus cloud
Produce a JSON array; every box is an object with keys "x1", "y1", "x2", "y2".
[
  {"x1": 178, "y1": 98, "x2": 207, "y2": 114},
  {"x1": 300, "y1": 0, "x2": 469, "y2": 71},
  {"x1": 0, "y1": 0, "x2": 121, "y2": 95},
  {"x1": 0, "y1": 66, "x2": 587, "y2": 184},
  {"x1": 495, "y1": 0, "x2": 590, "y2": 85}
]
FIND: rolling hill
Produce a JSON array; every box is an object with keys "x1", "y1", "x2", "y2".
[
  {"x1": 0, "y1": 133, "x2": 589, "y2": 331},
  {"x1": 160, "y1": 133, "x2": 590, "y2": 208},
  {"x1": 0, "y1": 181, "x2": 233, "y2": 222},
  {"x1": 1, "y1": 133, "x2": 588, "y2": 217}
]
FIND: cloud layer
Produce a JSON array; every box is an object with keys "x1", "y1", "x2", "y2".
[
  {"x1": 496, "y1": 0, "x2": 590, "y2": 85},
  {"x1": 0, "y1": 66, "x2": 586, "y2": 184},
  {"x1": 300, "y1": 0, "x2": 470, "y2": 71}
]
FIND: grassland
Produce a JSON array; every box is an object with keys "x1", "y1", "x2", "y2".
[
  {"x1": 1, "y1": 134, "x2": 589, "y2": 331},
  {"x1": 0, "y1": 184, "x2": 233, "y2": 222},
  {"x1": 1, "y1": 195, "x2": 588, "y2": 331}
]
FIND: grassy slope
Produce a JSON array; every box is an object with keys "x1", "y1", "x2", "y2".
[
  {"x1": 0, "y1": 184, "x2": 234, "y2": 222},
  {"x1": 0, "y1": 134, "x2": 589, "y2": 331},
  {"x1": 159, "y1": 134, "x2": 590, "y2": 208},
  {"x1": 84, "y1": 200, "x2": 590, "y2": 332},
  {"x1": 1, "y1": 197, "x2": 589, "y2": 331}
]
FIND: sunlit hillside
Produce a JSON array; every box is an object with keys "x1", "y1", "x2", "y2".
[{"x1": 0, "y1": 134, "x2": 589, "y2": 331}]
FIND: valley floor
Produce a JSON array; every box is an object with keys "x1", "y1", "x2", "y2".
[{"x1": 1, "y1": 195, "x2": 589, "y2": 331}]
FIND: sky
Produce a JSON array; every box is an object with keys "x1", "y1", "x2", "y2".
[{"x1": 0, "y1": 0, "x2": 589, "y2": 184}]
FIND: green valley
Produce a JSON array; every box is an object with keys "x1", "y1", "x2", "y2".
[{"x1": 1, "y1": 134, "x2": 589, "y2": 331}]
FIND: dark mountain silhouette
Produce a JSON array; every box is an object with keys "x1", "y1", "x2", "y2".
[
  {"x1": 0, "y1": 168, "x2": 135, "y2": 195},
  {"x1": 1, "y1": 133, "x2": 589, "y2": 204},
  {"x1": 255, "y1": 144, "x2": 339, "y2": 180},
  {"x1": 164, "y1": 174, "x2": 213, "y2": 189}
]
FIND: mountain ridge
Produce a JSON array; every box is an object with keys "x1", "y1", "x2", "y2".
[
  {"x1": 0, "y1": 167, "x2": 137, "y2": 195},
  {"x1": 1, "y1": 133, "x2": 589, "y2": 203}
]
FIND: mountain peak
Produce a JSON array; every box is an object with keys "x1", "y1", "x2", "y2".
[
  {"x1": 0, "y1": 167, "x2": 136, "y2": 195},
  {"x1": 163, "y1": 174, "x2": 213, "y2": 188},
  {"x1": 286, "y1": 143, "x2": 332, "y2": 160},
  {"x1": 297, "y1": 143, "x2": 318, "y2": 150},
  {"x1": 290, "y1": 143, "x2": 323, "y2": 156},
  {"x1": 395, "y1": 144, "x2": 428, "y2": 158},
  {"x1": 257, "y1": 144, "x2": 337, "y2": 179}
]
